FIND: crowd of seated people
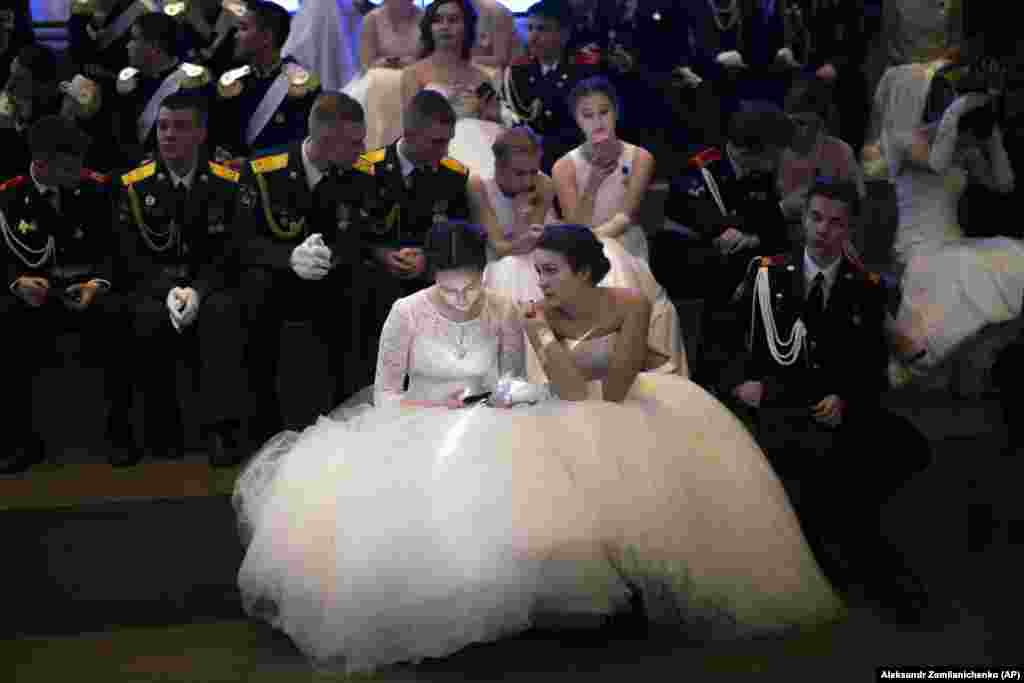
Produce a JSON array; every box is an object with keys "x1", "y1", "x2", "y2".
[{"x1": 3, "y1": 0, "x2": 1021, "y2": 642}]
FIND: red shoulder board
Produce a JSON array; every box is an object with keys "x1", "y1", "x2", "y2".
[
  {"x1": 688, "y1": 147, "x2": 722, "y2": 169},
  {"x1": 572, "y1": 46, "x2": 602, "y2": 66},
  {"x1": 0, "y1": 175, "x2": 28, "y2": 192},
  {"x1": 81, "y1": 169, "x2": 109, "y2": 184},
  {"x1": 510, "y1": 55, "x2": 533, "y2": 66},
  {"x1": 759, "y1": 254, "x2": 789, "y2": 268}
]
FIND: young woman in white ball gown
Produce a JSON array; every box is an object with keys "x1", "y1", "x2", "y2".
[{"x1": 233, "y1": 222, "x2": 844, "y2": 675}]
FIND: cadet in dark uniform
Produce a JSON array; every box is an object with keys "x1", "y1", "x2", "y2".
[
  {"x1": 213, "y1": 0, "x2": 320, "y2": 161},
  {"x1": 112, "y1": 93, "x2": 247, "y2": 466},
  {"x1": 721, "y1": 180, "x2": 931, "y2": 620},
  {"x1": 0, "y1": 116, "x2": 121, "y2": 473},
  {"x1": 359, "y1": 90, "x2": 471, "y2": 369},
  {"x1": 501, "y1": 0, "x2": 597, "y2": 174},
  {"x1": 68, "y1": 0, "x2": 155, "y2": 85},
  {"x1": 114, "y1": 12, "x2": 215, "y2": 168},
  {"x1": 235, "y1": 91, "x2": 373, "y2": 439},
  {"x1": 662, "y1": 108, "x2": 795, "y2": 302},
  {"x1": 680, "y1": 0, "x2": 795, "y2": 139},
  {"x1": 788, "y1": 0, "x2": 880, "y2": 153}
]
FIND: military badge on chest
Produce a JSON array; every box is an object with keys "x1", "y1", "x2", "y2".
[
  {"x1": 208, "y1": 205, "x2": 226, "y2": 234},
  {"x1": 239, "y1": 184, "x2": 256, "y2": 209}
]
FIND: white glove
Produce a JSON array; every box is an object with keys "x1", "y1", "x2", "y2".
[
  {"x1": 491, "y1": 375, "x2": 553, "y2": 407},
  {"x1": 776, "y1": 47, "x2": 800, "y2": 68},
  {"x1": 290, "y1": 233, "x2": 332, "y2": 281},
  {"x1": 716, "y1": 51, "x2": 746, "y2": 69},
  {"x1": 167, "y1": 286, "x2": 200, "y2": 331},
  {"x1": 674, "y1": 66, "x2": 703, "y2": 87}
]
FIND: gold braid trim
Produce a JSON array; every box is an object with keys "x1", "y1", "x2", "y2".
[
  {"x1": 254, "y1": 172, "x2": 304, "y2": 240},
  {"x1": 127, "y1": 185, "x2": 176, "y2": 252}
]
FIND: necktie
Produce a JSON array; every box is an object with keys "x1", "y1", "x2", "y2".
[{"x1": 805, "y1": 272, "x2": 825, "y2": 329}]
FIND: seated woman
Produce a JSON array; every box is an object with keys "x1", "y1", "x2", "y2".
[
  {"x1": 341, "y1": 0, "x2": 422, "y2": 101},
  {"x1": 394, "y1": 0, "x2": 504, "y2": 176},
  {"x1": 233, "y1": 221, "x2": 844, "y2": 676},
  {"x1": 474, "y1": 126, "x2": 685, "y2": 376},
  {"x1": 885, "y1": 93, "x2": 1021, "y2": 394},
  {"x1": 552, "y1": 77, "x2": 654, "y2": 262}
]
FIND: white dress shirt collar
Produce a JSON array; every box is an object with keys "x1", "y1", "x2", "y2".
[{"x1": 803, "y1": 248, "x2": 842, "y2": 303}]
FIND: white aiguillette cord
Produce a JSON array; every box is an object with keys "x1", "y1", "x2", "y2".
[{"x1": 749, "y1": 264, "x2": 807, "y2": 365}]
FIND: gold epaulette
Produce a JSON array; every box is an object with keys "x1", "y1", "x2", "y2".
[
  {"x1": 251, "y1": 153, "x2": 289, "y2": 175},
  {"x1": 440, "y1": 157, "x2": 468, "y2": 175},
  {"x1": 362, "y1": 149, "x2": 386, "y2": 165},
  {"x1": 353, "y1": 156, "x2": 374, "y2": 175},
  {"x1": 121, "y1": 162, "x2": 157, "y2": 186},
  {"x1": 0, "y1": 176, "x2": 27, "y2": 192},
  {"x1": 208, "y1": 161, "x2": 240, "y2": 183}
]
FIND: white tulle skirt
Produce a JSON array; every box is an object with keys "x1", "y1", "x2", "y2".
[{"x1": 234, "y1": 374, "x2": 844, "y2": 674}]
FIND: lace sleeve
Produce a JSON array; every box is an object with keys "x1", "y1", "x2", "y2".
[{"x1": 373, "y1": 298, "x2": 413, "y2": 408}]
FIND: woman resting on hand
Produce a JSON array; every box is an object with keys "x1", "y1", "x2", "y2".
[
  {"x1": 233, "y1": 228, "x2": 843, "y2": 676},
  {"x1": 552, "y1": 76, "x2": 655, "y2": 262}
]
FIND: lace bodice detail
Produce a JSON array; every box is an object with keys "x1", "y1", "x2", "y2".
[
  {"x1": 374, "y1": 288, "x2": 526, "y2": 407},
  {"x1": 423, "y1": 82, "x2": 484, "y2": 120},
  {"x1": 562, "y1": 333, "x2": 617, "y2": 382},
  {"x1": 372, "y1": 8, "x2": 423, "y2": 61}
]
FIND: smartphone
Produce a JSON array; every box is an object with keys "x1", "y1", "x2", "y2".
[{"x1": 461, "y1": 392, "x2": 492, "y2": 406}]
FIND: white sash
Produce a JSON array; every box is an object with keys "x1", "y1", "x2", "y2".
[
  {"x1": 96, "y1": 0, "x2": 153, "y2": 51},
  {"x1": 137, "y1": 67, "x2": 185, "y2": 143},
  {"x1": 245, "y1": 71, "x2": 290, "y2": 146}
]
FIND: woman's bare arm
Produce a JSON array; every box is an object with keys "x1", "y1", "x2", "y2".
[
  {"x1": 602, "y1": 290, "x2": 651, "y2": 402},
  {"x1": 594, "y1": 146, "x2": 655, "y2": 240}
]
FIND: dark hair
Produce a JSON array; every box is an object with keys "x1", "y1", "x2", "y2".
[
  {"x1": 806, "y1": 179, "x2": 861, "y2": 219},
  {"x1": 492, "y1": 125, "x2": 543, "y2": 166},
  {"x1": 159, "y1": 91, "x2": 209, "y2": 127},
  {"x1": 135, "y1": 11, "x2": 178, "y2": 57},
  {"x1": 247, "y1": 0, "x2": 292, "y2": 50},
  {"x1": 525, "y1": 0, "x2": 572, "y2": 29},
  {"x1": 958, "y1": 102, "x2": 997, "y2": 141},
  {"x1": 425, "y1": 221, "x2": 487, "y2": 274},
  {"x1": 29, "y1": 115, "x2": 91, "y2": 160},
  {"x1": 311, "y1": 90, "x2": 365, "y2": 125},
  {"x1": 535, "y1": 224, "x2": 611, "y2": 285},
  {"x1": 784, "y1": 77, "x2": 831, "y2": 120},
  {"x1": 567, "y1": 76, "x2": 621, "y2": 119},
  {"x1": 403, "y1": 89, "x2": 457, "y2": 131},
  {"x1": 15, "y1": 43, "x2": 58, "y2": 84},
  {"x1": 420, "y1": 0, "x2": 477, "y2": 61}
]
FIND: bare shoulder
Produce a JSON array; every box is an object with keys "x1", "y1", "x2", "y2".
[
  {"x1": 603, "y1": 286, "x2": 650, "y2": 320},
  {"x1": 551, "y1": 154, "x2": 574, "y2": 182},
  {"x1": 466, "y1": 172, "x2": 486, "y2": 193}
]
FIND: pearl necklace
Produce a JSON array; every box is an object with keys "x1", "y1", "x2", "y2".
[{"x1": 707, "y1": 0, "x2": 741, "y2": 32}]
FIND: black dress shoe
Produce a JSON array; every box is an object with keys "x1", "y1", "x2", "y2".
[
  {"x1": 1, "y1": 437, "x2": 46, "y2": 474},
  {"x1": 209, "y1": 423, "x2": 246, "y2": 468}
]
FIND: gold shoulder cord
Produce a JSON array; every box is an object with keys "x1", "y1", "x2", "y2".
[
  {"x1": 126, "y1": 185, "x2": 176, "y2": 252},
  {"x1": 254, "y1": 171, "x2": 304, "y2": 240}
]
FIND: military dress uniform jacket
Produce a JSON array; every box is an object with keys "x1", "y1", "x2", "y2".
[
  {"x1": 68, "y1": 0, "x2": 154, "y2": 83},
  {"x1": 682, "y1": 0, "x2": 787, "y2": 81},
  {"x1": 233, "y1": 141, "x2": 374, "y2": 276},
  {"x1": 214, "y1": 57, "x2": 320, "y2": 159},
  {"x1": 359, "y1": 143, "x2": 471, "y2": 253},
  {"x1": 669, "y1": 146, "x2": 789, "y2": 253},
  {"x1": 117, "y1": 154, "x2": 240, "y2": 300},
  {"x1": 1, "y1": 170, "x2": 115, "y2": 293},
  {"x1": 722, "y1": 250, "x2": 889, "y2": 413}
]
